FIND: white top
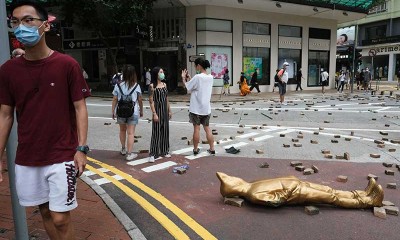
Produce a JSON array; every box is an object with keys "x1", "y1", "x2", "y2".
[
  {"x1": 321, "y1": 71, "x2": 329, "y2": 81},
  {"x1": 145, "y1": 72, "x2": 151, "y2": 85},
  {"x1": 185, "y1": 73, "x2": 213, "y2": 115},
  {"x1": 112, "y1": 82, "x2": 142, "y2": 115},
  {"x1": 278, "y1": 69, "x2": 289, "y2": 83}
]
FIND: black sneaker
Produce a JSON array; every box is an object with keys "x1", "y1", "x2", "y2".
[
  {"x1": 193, "y1": 148, "x2": 200, "y2": 155},
  {"x1": 207, "y1": 149, "x2": 216, "y2": 155}
]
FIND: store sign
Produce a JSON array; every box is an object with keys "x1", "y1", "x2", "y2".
[
  {"x1": 63, "y1": 39, "x2": 105, "y2": 50},
  {"x1": 362, "y1": 35, "x2": 400, "y2": 46},
  {"x1": 364, "y1": 45, "x2": 400, "y2": 56}
]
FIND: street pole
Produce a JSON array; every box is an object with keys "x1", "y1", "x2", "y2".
[
  {"x1": 0, "y1": 2, "x2": 29, "y2": 239},
  {"x1": 351, "y1": 25, "x2": 358, "y2": 94}
]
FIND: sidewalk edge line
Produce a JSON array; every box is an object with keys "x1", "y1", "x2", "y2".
[{"x1": 80, "y1": 175, "x2": 147, "y2": 240}]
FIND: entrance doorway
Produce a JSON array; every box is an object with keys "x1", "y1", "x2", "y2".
[
  {"x1": 308, "y1": 50, "x2": 329, "y2": 87},
  {"x1": 143, "y1": 51, "x2": 178, "y2": 92}
]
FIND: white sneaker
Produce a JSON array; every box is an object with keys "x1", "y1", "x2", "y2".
[
  {"x1": 126, "y1": 153, "x2": 137, "y2": 161},
  {"x1": 148, "y1": 156, "x2": 155, "y2": 163},
  {"x1": 120, "y1": 147, "x2": 127, "y2": 155},
  {"x1": 282, "y1": 103, "x2": 287, "y2": 106},
  {"x1": 164, "y1": 154, "x2": 171, "y2": 158}
]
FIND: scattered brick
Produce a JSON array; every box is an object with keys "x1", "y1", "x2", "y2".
[
  {"x1": 382, "y1": 138, "x2": 389, "y2": 141},
  {"x1": 379, "y1": 131, "x2": 389, "y2": 136},
  {"x1": 372, "y1": 118, "x2": 377, "y2": 121},
  {"x1": 336, "y1": 155, "x2": 345, "y2": 160},
  {"x1": 212, "y1": 132, "x2": 218, "y2": 135},
  {"x1": 304, "y1": 206, "x2": 320, "y2": 215},
  {"x1": 134, "y1": 139, "x2": 138, "y2": 143},
  {"x1": 297, "y1": 135, "x2": 304, "y2": 139},
  {"x1": 334, "y1": 135, "x2": 341, "y2": 138},
  {"x1": 283, "y1": 144, "x2": 290, "y2": 148},
  {"x1": 139, "y1": 149, "x2": 150, "y2": 154},
  {"x1": 202, "y1": 140, "x2": 209, "y2": 144},
  {"x1": 390, "y1": 139, "x2": 400, "y2": 144},
  {"x1": 304, "y1": 168, "x2": 314, "y2": 175},
  {"x1": 259, "y1": 162, "x2": 269, "y2": 168},
  {"x1": 104, "y1": 122, "x2": 111, "y2": 125},
  {"x1": 337, "y1": 175, "x2": 348, "y2": 183},
  {"x1": 328, "y1": 112, "x2": 332, "y2": 115},
  {"x1": 314, "y1": 132, "x2": 319, "y2": 135},
  {"x1": 377, "y1": 144, "x2": 385, "y2": 148},
  {"x1": 383, "y1": 206, "x2": 399, "y2": 216},
  {"x1": 385, "y1": 170, "x2": 395, "y2": 176},
  {"x1": 387, "y1": 183, "x2": 397, "y2": 189},
  {"x1": 374, "y1": 207, "x2": 387, "y2": 219},
  {"x1": 134, "y1": 135, "x2": 142, "y2": 139},
  {"x1": 324, "y1": 120, "x2": 330, "y2": 123},
  {"x1": 319, "y1": 127, "x2": 324, "y2": 130},
  {"x1": 344, "y1": 152, "x2": 350, "y2": 160},
  {"x1": 181, "y1": 137, "x2": 188, "y2": 140},
  {"x1": 293, "y1": 143, "x2": 302, "y2": 147},
  {"x1": 295, "y1": 166, "x2": 306, "y2": 172},
  {"x1": 239, "y1": 124, "x2": 245, "y2": 128},
  {"x1": 237, "y1": 130, "x2": 244, "y2": 134},
  {"x1": 370, "y1": 154, "x2": 381, "y2": 158},
  {"x1": 290, "y1": 161, "x2": 303, "y2": 167},
  {"x1": 230, "y1": 136, "x2": 235, "y2": 140},
  {"x1": 213, "y1": 115, "x2": 218, "y2": 118},
  {"x1": 251, "y1": 126, "x2": 258, "y2": 129},
  {"x1": 383, "y1": 162, "x2": 393, "y2": 167},
  {"x1": 244, "y1": 113, "x2": 248, "y2": 116},
  {"x1": 311, "y1": 165, "x2": 319, "y2": 173},
  {"x1": 292, "y1": 139, "x2": 299, "y2": 143},
  {"x1": 331, "y1": 139, "x2": 339, "y2": 143},
  {"x1": 382, "y1": 201, "x2": 395, "y2": 206},
  {"x1": 176, "y1": 168, "x2": 187, "y2": 174},
  {"x1": 367, "y1": 174, "x2": 378, "y2": 180},
  {"x1": 310, "y1": 140, "x2": 318, "y2": 144},
  {"x1": 345, "y1": 138, "x2": 352, "y2": 141},
  {"x1": 385, "y1": 124, "x2": 390, "y2": 127},
  {"x1": 389, "y1": 149, "x2": 396, "y2": 152},
  {"x1": 280, "y1": 134, "x2": 285, "y2": 137},
  {"x1": 374, "y1": 140, "x2": 384, "y2": 144},
  {"x1": 187, "y1": 140, "x2": 193, "y2": 145},
  {"x1": 224, "y1": 197, "x2": 244, "y2": 207}
]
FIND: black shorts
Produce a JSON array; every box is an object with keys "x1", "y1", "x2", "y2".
[
  {"x1": 189, "y1": 112, "x2": 211, "y2": 126},
  {"x1": 321, "y1": 81, "x2": 328, "y2": 86}
]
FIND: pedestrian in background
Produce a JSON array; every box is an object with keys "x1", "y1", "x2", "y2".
[
  {"x1": 145, "y1": 68, "x2": 151, "y2": 93},
  {"x1": 320, "y1": 68, "x2": 329, "y2": 94},
  {"x1": 337, "y1": 70, "x2": 346, "y2": 93},
  {"x1": 397, "y1": 69, "x2": 400, "y2": 90},
  {"x1": 112, "y1": 65, "x2": 143, "y2": 161},
  {"x1": 222, "y1": 69, "x2": 230, "y2": 95},
  {"x1": 295, "y1": 68, "x2": 304, "y2": 91},
  {"x1": 0, "y1": 2, "x2": 90, "y2": 238},
  {"x1": 249, "y1": 68, "x2": 261, "y2": 93},
  {"x1": 238, "y1": 71, "x2": 250, "y2": 96},
  {"x1": 277, "y1": 62, "x2": 289, "y2": 105},
  {"x1": 363, "y1": 68, "x2": 372, "y2": 92},
  {"x1": 148, "y1": 67, "x2": 172, "y2": 163},
  {"x1": 359, "y1": 69, "x2": 365, "y2": 90},
  {"x1": 181, "y1": 58, "x2": 215, "y2": 156}
]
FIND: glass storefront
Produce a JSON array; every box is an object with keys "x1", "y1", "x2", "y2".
[
  {"x1": 362, "y1": 55, "x2": 389, "y2": 80},
  {"x1": 278, "y1": 48, "x2": 301, "y2": 85},
  {"x1": 308, "y1": 51, "x2": 329, "y2": 87},
  {"x1": 242, "y1": 47, "x2": 270, "y2": 85}
]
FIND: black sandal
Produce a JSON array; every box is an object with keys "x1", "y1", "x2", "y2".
[{"x1": 193, "y1": 148, "x2": 200, "y2": 155}]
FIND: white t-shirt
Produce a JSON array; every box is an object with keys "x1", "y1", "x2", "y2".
[
  {"x1": 321, "y1": 71, "x2": 329, "y2": 81},
  {"x1": 145, "y1": 72, "x2": 151, "y2": 85},
  {"x1": 185, "y1": 73, "x2": 213, "y2": 115},
  {"x1": 278, "y1": 69, "x2": 289, "y2": 83},
  {"x1": 112, "y1": 82, "x2": 142, "y2": 115}
]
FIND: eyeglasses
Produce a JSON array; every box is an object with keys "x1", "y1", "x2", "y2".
[{"x1": 8, "y1": 17, "x2": 44, "y2": 29}]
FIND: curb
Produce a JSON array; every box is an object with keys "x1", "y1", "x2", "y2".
[{"x1": 79, "y1": 175, "x2": 147, "y2": 240}]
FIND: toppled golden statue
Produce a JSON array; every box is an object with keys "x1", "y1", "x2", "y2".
[{"x1": 216, "y1": 172, "x2": 383, "y2": 208}]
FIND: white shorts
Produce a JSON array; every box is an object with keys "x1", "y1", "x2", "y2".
[{"x1": 15, "y1": 161, "x2": 78, "y2": 212}]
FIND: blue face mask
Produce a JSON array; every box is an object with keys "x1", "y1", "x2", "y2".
[
  {"x1": 159, "y1": 73, "x2": 165, "y2": 80},
  {"x1": 14, "y1": 22, "x2": 45, "y2": 47}
]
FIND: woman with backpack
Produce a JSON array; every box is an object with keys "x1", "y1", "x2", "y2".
[
  {"x1": 112, "y1": 65, "x2": 143, "y2": 161},
  {"x1": 148, "y1": 67, "x2": 172, "y2": 163}
]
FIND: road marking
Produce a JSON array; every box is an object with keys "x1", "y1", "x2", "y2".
[
  {"x1": 276, "y1": 129, "x2": 296, "y2": 135},
  {"x1": 94, "y1": 178, "x2": 111, "y2": 186},
  {"x1": 172, "y1": 147, "x2": 202, "y2": 155},
  {"x1": 86, "y1": 164, "x2": 190, "y2": 239},
  {"x1": 262, "y1": 127, "x2": 280, "y2": 133},
  {"x1": 98, "y1": 168, "x2": 110, "y2": 173},
  {"x1": 127, "y1": 157, "x2": 163, "y2": 166},
  {"x1": 237, "y1": 132, "x2": 259, "y2": 139},
  {"x1": 141, "y1": 161, "x2": 177, "y2": 173},
  {"x1": 254, "y1": 135, "x2": 274, "y2": 142},
  {"x1": 224, "y1": 142, "x2": 248, "y2": 149},
  {"x1": 83, "y1": 170, "x2": 96, "y2": 177},
  {"x1": 185, "y1": 152, "x2": 211, "y2": 160},
  {"x1": 87, "y1": 158, "x2": 217, "y2": 240}
]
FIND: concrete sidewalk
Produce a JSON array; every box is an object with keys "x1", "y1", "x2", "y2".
[
  {"x1": 0, "y1": 161, "x2": 131, "y2": 240},
  {"x1": 91, "y1": 81, "x2": 399, "y2": 102}
]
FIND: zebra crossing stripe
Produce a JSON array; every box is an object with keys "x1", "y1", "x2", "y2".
[
  {"x1": 141, "y1": 161, "x2": 177, "y2": 173},
  {"x1": 254, "y1": 135, "x2": 274, "y2": 142},
  {"x1": 127, "y1": 157, "x2": 163, "y2": 166},
  {"x1": 224, "y1": 142, "x2": 248, "y2": 149},
  {"x1": 237, "y1": 132, "x2": 260, "y2": 139}
]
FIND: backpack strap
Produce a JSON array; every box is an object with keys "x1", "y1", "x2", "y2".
[
  {"x1": 128, "y1": 83, "x2": 138, "y2": 96},
  {"x1": 117, "y1": 82, "x2": 125, "y2": 95}
]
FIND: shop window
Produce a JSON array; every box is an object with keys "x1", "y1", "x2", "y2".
[
  {"x1": 308, "y1": 51, "x2": 329, "y2": 87},
  {"x1": 197, "y1": 46, "x2": 232, "y2": 85},
  {"x1": 243, "y1": 47, "x2": 270, "y2": 85},
  {"x1": 243, "y1": 22, "x2": 270, "y2": 35},
  {"x1": 197, "y1": 18, "x2": 232, "y2": 32},
  {"x1": 278, "y1": 48, "x2": 302, "y2": 84},
  {"x1": 279, "y1": 25, "x2": 302, "y2": 38},
  {"x1": 309, "y1": 28, "x2": 331, "y2": 40}
]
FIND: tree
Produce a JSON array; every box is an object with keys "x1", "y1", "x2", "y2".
[{"x1": 56, "y1": 0, "x2": 155, "y2": 75}]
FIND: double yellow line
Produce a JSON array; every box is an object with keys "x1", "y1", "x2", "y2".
[{"x1": 86, "y1": 157, "x2": 217, "y2": 240}]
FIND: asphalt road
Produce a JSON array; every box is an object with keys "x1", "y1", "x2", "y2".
[{"x1": 84, "y1": 92, "x2": 400, "y2": 240}]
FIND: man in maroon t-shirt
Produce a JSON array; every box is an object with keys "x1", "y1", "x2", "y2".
[{"x1": 0, "y1": 2, "x2": 90, "y2": 239}]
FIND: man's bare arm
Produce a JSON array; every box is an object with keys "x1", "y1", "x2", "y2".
[{"x1": 0, "y1": 105, "x2": 14, "y2": 183}]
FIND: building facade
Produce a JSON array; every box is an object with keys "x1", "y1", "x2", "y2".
[{"x1": 338, "y1": 0, "x2": 400, "y2": 82}]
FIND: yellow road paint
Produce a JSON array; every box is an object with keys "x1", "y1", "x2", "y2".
[
  {"x1": 86, "y1": 165, "x2": 190, "y2": 240},
  {"x1": 87, "y1": 157, "x2": 218, "y2": 240}
]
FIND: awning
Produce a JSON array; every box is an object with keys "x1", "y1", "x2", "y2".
[{"x1": 278, "y1": 0, "x2": 383, "y2": 14}]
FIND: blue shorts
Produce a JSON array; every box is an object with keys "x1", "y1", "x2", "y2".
[{"x1": 117, "y1": 114, "x2": 139, "y2": 125}]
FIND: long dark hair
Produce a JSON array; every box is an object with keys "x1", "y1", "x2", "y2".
[
  {"x1": 151, "y1": 66, "x2": 162, "y2": 87},
  {"x1": 122, "y1": 65, "x2": 137, "y2": 89},
  {"x1": 194, "y1": 58, "x2": 211, "y2": 70}
]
